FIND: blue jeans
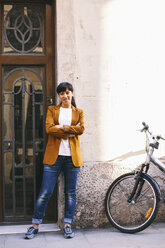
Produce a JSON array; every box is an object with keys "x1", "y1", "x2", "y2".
[{"x1": 32, "y1": 156, "x2": 80, "y2": 225}]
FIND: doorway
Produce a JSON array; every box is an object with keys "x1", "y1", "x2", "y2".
[{"x1": 0, "y1": 1, "x2": 57, "y2": 223}]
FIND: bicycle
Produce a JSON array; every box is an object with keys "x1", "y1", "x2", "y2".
[{"x1": 105, "y1": 122, "x2": 165, "y2": 233}]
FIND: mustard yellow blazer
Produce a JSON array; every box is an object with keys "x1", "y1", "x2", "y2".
[{"x1": 43, "y1": 104, "x2": 85, "y2": 167}]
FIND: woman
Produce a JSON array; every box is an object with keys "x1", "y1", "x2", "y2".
[{"x1": 25, "y1": 82, "x2": 85, "y2": 239}]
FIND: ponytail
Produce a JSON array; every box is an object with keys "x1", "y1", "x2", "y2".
[{"x1": 71, "y1": 96, "x2": 77, "y2": 108}]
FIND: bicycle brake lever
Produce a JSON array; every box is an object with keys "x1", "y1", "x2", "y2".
[
  {"x1": 140, "y1": 127, "x2": 148, "y2": 132},
  {"x1": 157, "y1": 135, "x2": 165, "y2": 141},
  {"x1": 136, "y1": 129, "x2": 143, "y2": 132}
]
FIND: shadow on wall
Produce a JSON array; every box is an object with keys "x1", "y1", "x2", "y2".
[{"x1": 109, "y1": 149, "x2": 145, "y2": 162}]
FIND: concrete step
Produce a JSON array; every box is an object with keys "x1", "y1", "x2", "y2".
[{"x1": 0, "y1": 223, "x2": 60, "y2": 235}]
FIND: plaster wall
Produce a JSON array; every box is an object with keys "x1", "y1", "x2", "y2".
[{"x1": 56, "y1": 0, "x2": 165, "y2": 228}]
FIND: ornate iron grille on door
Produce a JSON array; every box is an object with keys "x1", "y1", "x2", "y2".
[
  {"x1": 0, "y1": 1, "x2": 56, "y2": 222},
  {"x1": 2, "y1": 5, "x2": 44, "y2": 54},
  {"x1": 2, "y1": 67, "x2": 45, "y2": 220},
  {"x1": 0, "y1": 3, "x2": 48, "y2": 221}
]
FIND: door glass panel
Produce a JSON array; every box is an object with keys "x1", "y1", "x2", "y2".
[
  {"x1": 3, "y1": 5, "x2": 44, "y2": 54},
  {"x1": 35, "y1": 152, "x2": 44, "y2": 195},
  {"x1": 35, "y1": 105, "x2": 44, "y2": 139},
  {"x1": 15, "y1": 178, "x2": 24, "y2": 215},
  {"x1": 4, "y1": 69, "x2": 22, "y2": 92},
  {"x1": 3, "y1": 104, "x2": 13, "y2": 140},
  {"x1": 15, "y1": 147, "x2": 23, "y2": 167},
  {"x1": 35, "y1": 140, "x2": 44, "y2": 151},
  {"x1": 25, "y1": 144, "x2": 33, "y2": 166},
  {"x1": 25, "y1": 167, "x2": 34, "y2": 176},
  {"x1": 4, "y1": 152, "x2": 13, "y2": 216},
  {"x1": 2, "y1": 66, "x2": 45, "y2": 220},
  {"x1": 14, "y1": 80, "x2": 23, "y2": 164},
  {"x1": 26, "y1": 178, "x2": 34, "y2": 215},
  {"x1": 25, "y1": 90, "x2": 33, "y2": 166},
  {"x1": 24, "y1": 69, "x2": 43, "y2": 90},
  {"x1": 3, "y1": 94, "x2": 12, "y2": 103},
  {"x1": 35, "y1": 93, "x2": 43, "y2": 103}
]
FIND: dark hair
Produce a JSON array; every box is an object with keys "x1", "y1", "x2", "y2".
[{"x1": 56, "y1": 82, "x2": 77, "y2": 108}]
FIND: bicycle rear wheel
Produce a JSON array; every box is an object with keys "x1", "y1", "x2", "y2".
[{"x1": 105, "y1": 172, "x2": 160, "y2": 233}]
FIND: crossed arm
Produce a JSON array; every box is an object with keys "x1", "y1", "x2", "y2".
[{"x1": 45, "y1": 107, "x2": 85, "y2": 139}]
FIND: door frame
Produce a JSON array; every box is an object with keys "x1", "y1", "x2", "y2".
[{"x1": 0, "y1": 0, "x2": 56, "y2": 223}]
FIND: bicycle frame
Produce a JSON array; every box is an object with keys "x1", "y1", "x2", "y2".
[
  {"x1": 128, "y1": 124, "x2": 165, "y2": 203},
  {"x1": 144, "y1": 130, "x2": 165, "y2": 172}
]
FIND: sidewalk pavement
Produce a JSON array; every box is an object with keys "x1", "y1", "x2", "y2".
[{"x1": 0, "y1": 222, "x2": 165, "y2": 248}]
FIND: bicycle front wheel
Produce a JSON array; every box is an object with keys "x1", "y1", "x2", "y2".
[{"x1": 105, "y1": 172, "x2": 160, "y2": 233}]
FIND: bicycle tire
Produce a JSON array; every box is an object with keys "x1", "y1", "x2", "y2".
[{"x1": 105, "y1": 172, "x2": 160, "y2": 233}]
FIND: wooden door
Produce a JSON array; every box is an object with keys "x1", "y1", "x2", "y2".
[{"x1": 0, "y1": 0, "x2": 57, "y2": 223}]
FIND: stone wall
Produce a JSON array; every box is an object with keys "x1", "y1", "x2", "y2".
[
  {"x1": 57, "y1": 155, "x2": 165, "y2": 229},
  {"x1": 74, "y1": 157, "x2": 165, "y2": 229}
]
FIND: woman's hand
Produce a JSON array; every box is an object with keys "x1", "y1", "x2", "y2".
[{"x1": 55, "y1": 125, "x2": 64, "y2": 129}]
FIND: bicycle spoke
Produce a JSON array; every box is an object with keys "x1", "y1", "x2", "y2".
[
  {"x1": 136, "y1": 185, "x2": 154, "y2": 202},
  {"x1": 105, "y1": 173, "x2": 159, "y2": 233}
]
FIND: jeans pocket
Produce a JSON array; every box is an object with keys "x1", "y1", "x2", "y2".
[{"x1": 44, "y1": 164, "x2": 52, "y2": 172}]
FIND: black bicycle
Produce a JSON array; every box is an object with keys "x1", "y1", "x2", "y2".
[{"x1": 105, "y1": 122, "x2": 165, "y2": 233}]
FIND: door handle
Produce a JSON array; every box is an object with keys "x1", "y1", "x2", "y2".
[{"x1": 47, "y1": 96, "x2": 54, "y2": 105}]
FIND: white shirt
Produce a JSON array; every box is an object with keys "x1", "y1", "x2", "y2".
[{"x1": 58, "y1": 107, "x2": 72, "y2": 156}]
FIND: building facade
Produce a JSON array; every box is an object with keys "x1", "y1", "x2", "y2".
[{"x1": 1, "y1": 0, "x2": 165, "y2": 228}]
